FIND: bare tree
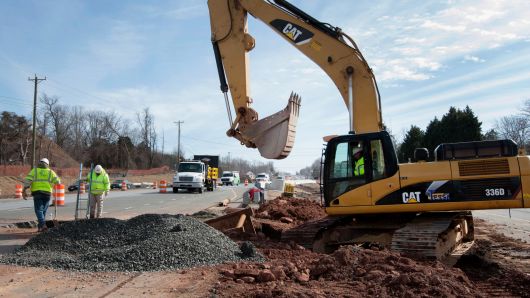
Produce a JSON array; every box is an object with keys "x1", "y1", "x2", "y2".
[
  {"x1": 40, "y1": 94, "x2": 72, "y2": 147},
  {"x1": 136, "y1": 108, "x2": 157, "y2": 168},
  {"x1": 522, "y1": 99, "x2": 530, "y2": 117},
  {"x1": 495, "y1": 115, "x2": 529, "y2": 149}
]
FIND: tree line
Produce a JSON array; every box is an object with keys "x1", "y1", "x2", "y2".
[
  {"x1": 398, "y1": 101, "x2": 529, "y2": 162},
  {"x1": 1, "y1": 93, "x2": 281, "y2": 175},
  {"x1": 218, "y1": 155, "x2": 276, "y2": 179},
  {"x1": 1, "y1": 93, "x2": 174, "y2": 169}
]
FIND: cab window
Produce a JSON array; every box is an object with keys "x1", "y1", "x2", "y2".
[
  {"x1": 327, "y1": 141, "x2": 366, "y2": 199},
  {"x1": 370, "y1": 139, "x2": 386, "y2": 180}
]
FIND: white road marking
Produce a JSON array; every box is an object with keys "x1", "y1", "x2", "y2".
[
  {"x1": 124, "y1": 207, "x2": 132, "y2": 210},
  {"x1": 144, "y1": 203, "x2": 151, "y2": 206},
  {"x1": 228, "y1": 188, "x2": 237, "y2": 201}
]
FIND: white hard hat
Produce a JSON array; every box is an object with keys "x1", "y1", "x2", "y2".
[
  {"x1": 94, "y1": 165, "x2": 103, "y2": 174},
  {"x1": 39, "y1": 158, "x2": 49, "y2": 165},
  {"x1": 352, "y1": 147, "x2": 363, "y2": 155}
]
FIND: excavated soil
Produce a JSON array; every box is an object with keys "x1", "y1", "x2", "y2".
[
  {"x1": 213, "y1": 245, "x2": 484, "y2": 298},
  {"x1": 213, "y1": 187, "x2": 530, "y2": 297},
  {"x1": 254, "y1": 196, "x2": 326, "y2": 223}
]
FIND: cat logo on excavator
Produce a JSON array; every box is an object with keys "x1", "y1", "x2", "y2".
[
  {"x1": 270, "y1": 19, "x2": 314, "y2": 45},
  {"x1": 402, "y1": 192, "x2": 421, "y2": 203}
]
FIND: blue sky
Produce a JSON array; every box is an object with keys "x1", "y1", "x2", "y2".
[{"x1": 1, "y1": 0, "x2": 529, "y2": 173}]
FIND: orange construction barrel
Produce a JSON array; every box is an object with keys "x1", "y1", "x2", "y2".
[
  {"x1": 121, "y1": 181, "x2": 127, "y2": 191},
  {"x1": 159, "y1": 180, "x2": 167, "y2": 193},
  {"x1": 15, "y1": 184, "x2": 23, "y2": 199},
  {"x1": 53, "y1": 184, "x2": 65, "y2": 206},
  {"x1": 80, "y1": 182, "x2": 86, "y2": 194}
]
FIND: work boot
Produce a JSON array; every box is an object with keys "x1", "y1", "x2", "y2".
[{"x1": 38, "y1": 226, "x2": 48, "y2": 233}]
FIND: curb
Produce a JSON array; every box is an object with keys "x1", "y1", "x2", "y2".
[
  {"x1": 0, "y1": 220, "x2": 38, "y2": 229},
  {"x1": 1, "y1": 219, "x2": 67, "y2": 229}
]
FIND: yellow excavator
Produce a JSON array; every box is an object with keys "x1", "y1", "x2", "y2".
[{"x1": 207, "y1": 0, "x2": 530, "y2": 259}]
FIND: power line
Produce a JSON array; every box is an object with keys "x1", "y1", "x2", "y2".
[
  {"x1": 0, "y1": 98, "x2": 33, "y2": 108},
  {"x1": 47, "y1": 78, "x2": 111, "y2": 105},
  {"x1": 181, "y1": 135, "x2": 232, "y2": 146}
]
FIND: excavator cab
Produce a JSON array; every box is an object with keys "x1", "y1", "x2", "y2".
[{"x1": 322, "y1": 131, "x2": 398, "y2": 207}]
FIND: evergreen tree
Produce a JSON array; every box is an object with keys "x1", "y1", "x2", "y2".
[
  {"x1": 424, "y1": 106, "x2": 482, "y2": 155},
  {"x1": 398, "y1": 125, "x2": 425, "y2": 163}
]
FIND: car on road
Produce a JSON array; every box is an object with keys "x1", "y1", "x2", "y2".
[
  {"x1": 255, "y1": 173, "x2": 271, "y2": 185},
  {"x1": 220, "y1": 171, "x2": 240, "y2": 186},
  {"x1": 110, "y1": 179, "x2": 134, "y2": 190},
  {"x1": 68, "y1": 180, "x2": 88, "y2": 192}
]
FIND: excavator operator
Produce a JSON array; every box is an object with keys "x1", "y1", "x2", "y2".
[{"x1": 352, "y1": 146, "x2": 364, "y2": 176}]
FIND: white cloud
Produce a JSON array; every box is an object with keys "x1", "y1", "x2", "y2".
[
  {"x1": 462, "y1": 55, "x2": 485, "y2": 63},
  {"x1": 421, "y1": 20, "x2": 466, "y2": 32}
]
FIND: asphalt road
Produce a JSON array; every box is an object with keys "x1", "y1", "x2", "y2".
[
  {"x1": 473, "y1": 208, "x2": 530, "y2": 243},
  {"x1": 0, "y1": 186, "x2": 249, "y2": 225}
]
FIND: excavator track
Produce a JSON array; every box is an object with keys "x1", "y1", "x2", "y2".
[
  {"x1": 281, "y1": 212, "x2": 474, "y2": 260},
  {"x1": 281, "y1": 216, "x2": 351, "y2": 250},
  {"x1": 391, "y1": 212, "x2": 474, "y2": 260}
]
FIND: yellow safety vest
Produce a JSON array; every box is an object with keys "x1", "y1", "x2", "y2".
[
  {"x1": 354, "y1": 157, "x2": 365, "y2": 176},
  {"x1": 87, "y1": 170, "x2": 110, "y2": 194},
  {"x1": 25, "y1": 167, "x2": 60, "y2": 194}
]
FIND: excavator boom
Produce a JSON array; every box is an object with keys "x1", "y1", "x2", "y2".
[{"x1": 208, "y1": 0, "x2": 382, "y2": 159}]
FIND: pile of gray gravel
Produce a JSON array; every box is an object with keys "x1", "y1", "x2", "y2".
[{"x1": 1, "y1": 214, "x2": 262, "y2": 272}]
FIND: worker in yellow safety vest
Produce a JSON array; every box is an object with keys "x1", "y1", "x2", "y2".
[
  {"x1": 23, "y1": 158, "x2": 61, "y2": 232},
  {"x1": 87, "y1": 164, "x2": 110, "y2": 219},
  {"x1": 352, "y1": 147, "x2": 365, "y2": 176}
]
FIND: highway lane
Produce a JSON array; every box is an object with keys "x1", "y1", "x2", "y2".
[
  {"x1": 0, "y1": 186, "x2": 248, "y2": 224},
  {"x1": 472, "y1": 208, "x2": 530, "y2": 243}
]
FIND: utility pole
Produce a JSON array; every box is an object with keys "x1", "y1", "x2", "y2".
[
  {"x1": 28, "y1": 74, "x2": 46, "y2": 168},
  {"x1": 174, "y1": 121, "x2": 183, "y2": 170}
]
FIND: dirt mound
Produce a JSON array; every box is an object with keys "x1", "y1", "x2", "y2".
[
  {"x1": 254, "y1": 197, "x2": 326, "y2": 223},
  {"x1": 213, "y1": 245, "x2": 484, "y2": 297}
]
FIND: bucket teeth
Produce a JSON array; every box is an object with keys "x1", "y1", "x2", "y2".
[{"x1": 239, "y1": 92, "x2": 301, "y2": 159}]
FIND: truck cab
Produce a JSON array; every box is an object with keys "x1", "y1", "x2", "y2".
[{"x1": 173, "y1": 161, "x2": 206, "y2": 193}]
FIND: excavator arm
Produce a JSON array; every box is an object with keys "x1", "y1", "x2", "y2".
[{"x1": 208, "y1": 0, "x2": 383, "y2": 159}]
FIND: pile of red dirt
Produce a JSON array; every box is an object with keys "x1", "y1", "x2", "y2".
[
  {"x1": 213, "y1": 245, "x2": 484, "y2": 297},
  {"x1": 254, "y1": 197, "x2": 326, "y2": 224}
]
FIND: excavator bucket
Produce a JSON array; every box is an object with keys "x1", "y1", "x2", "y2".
[{"x1": 242, "y1": 93, "x2": 301, "y2": 159}]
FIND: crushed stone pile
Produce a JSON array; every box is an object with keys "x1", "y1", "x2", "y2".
[
  {"x1": 255, "y1": 197, "x2": 326, "y2": 223},
  {"x1": 1, "y1": 214, "x2": 263, "y2": 272},
  {"x1": 214, "y1": 245, "x2": 485, "y2": 297}
]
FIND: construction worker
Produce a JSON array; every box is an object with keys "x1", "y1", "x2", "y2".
[
  {"x1": 23, "y1": 158, "x2": 61, "y2": 232},
  {"x1": 87, "y1": 165, "x2": 110, "y2": 219},
  {"x1": 352, "y1": 146, "x2": 364, "y2": 176}
]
